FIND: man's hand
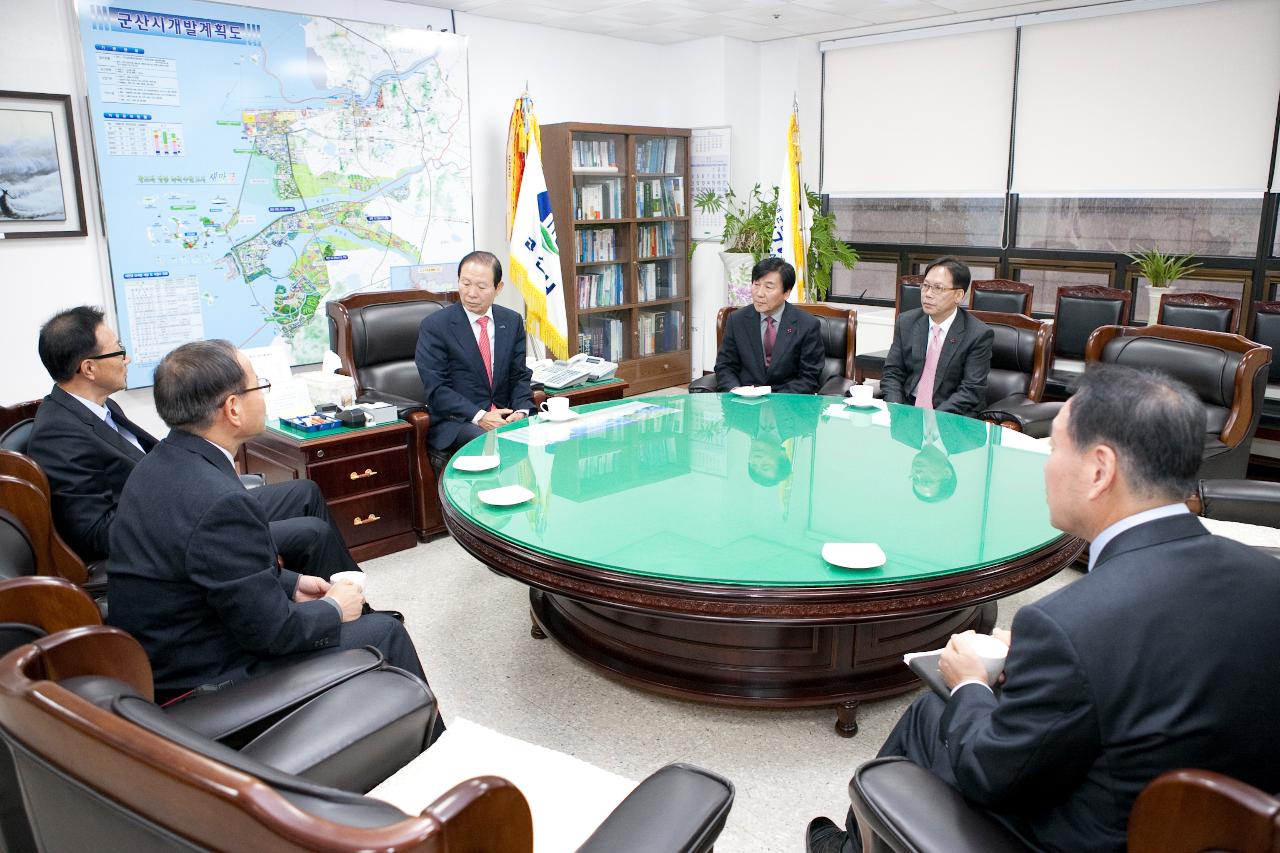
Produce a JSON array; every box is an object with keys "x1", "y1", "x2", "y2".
[
  {"x1": 992, "y1": 627, "x2": 1012, "y2": 647},
  {"x1": 938, "y1": 630, "x2": 991, "y2": 689},
  {"x1": 503, "y1": 410, "x2": 528, "y2": 423},
  {"x1": 293, "y1": 575, "x2": 330, "y2": 602},
  {"x1": 324, "y1": 580, "x2": 365, "y2": 622},
  {"x1": 478, "y1": 408, "x2": 514, "y2": 430}
]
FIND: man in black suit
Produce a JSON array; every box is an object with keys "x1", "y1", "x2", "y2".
[
  {"x1": 808, "y1": 365, "x2": 1280, "y2": 852},
  {"x1": 888, "y1": 405, "x2": 991, "y2": 502},
  {"x1": 108, "y1": 340, "x2": 440, "y2": 738},
  {"x1": 713, "y1": 258, "x2": 825, "y2": 394},
  {"x1": 880, "y1": 257, "x2": 993, "y2": 418},
  {"x1": 415, "y1": 250, "x2": 535, "y2": 453},
  {"x1": 27, "y1": 306, "x2": 357, "y2": 578}
]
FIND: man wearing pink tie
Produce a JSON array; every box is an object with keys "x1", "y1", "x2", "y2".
[
  {"x1": 415, "y1": 251, "x2": 534, "y2": 454},
  {"x1": 880, "y1": 257, "x2": 993, "y2": 418}
]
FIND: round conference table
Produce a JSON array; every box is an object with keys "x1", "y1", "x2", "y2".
[{"x1": 440, "y1": 393, "x2": 1083, "y2": 735}]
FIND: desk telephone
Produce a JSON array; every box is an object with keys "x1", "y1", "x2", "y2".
[{"x1": 531, "y1": 353, "x2": 618, "y2": 388}]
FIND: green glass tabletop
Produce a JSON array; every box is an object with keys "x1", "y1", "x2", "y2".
[{"x1": 440, "y1": 394, "x2": 1063, "y2": 587}]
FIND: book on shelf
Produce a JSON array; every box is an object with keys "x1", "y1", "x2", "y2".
[
  {"x1": 576, "y1": 266, "x2": 623, "y2": 308},
  {"x1": 576, "y1": 227, "x2": 617, "y2": 263},
  {"x1": 634, "y1": 137, "x2": 679, "y2": 174},
  {"x1": 572, "y1": 138, "x2": 618, "y2": 171},
  {"x1": 636, "y1": 222, "x2": 675, "y2": 259},
  {"x1": 637, "y1": 261, "x2": 678, "y2": 302},
  {"x1": 573, "y1": 180, "x2": 622, "y2": 220},
  {"x1": 636, "y1": 307, "x2": 685, "y2": 357},
  {"x1": 633, "y1": 177, "x2": 684, "y2": 218},
  {"x1": 578, "y1": 316, "x2": 624, "y2": 363}
]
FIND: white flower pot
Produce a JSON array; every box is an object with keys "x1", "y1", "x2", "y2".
[
  {"x1": 719, "y1": 252, "x2": 755, "y2": 307},
  {"x1": 1144, "y1": 284, "x2": 1175, "y2": 325}
]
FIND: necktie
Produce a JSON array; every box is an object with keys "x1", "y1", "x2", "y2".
[
  {"x1": 763, "y1": 316, "x2": 777, "y2": 369},
  {"x1": 915, "y1": 326, "x2": 943, "y2": 411},
  {"x1": 477, "y1": 316, "x2": 493, "y2": 384},
  {"x1": 104, "y1": 407, "x2": 143, "y2": 452}
]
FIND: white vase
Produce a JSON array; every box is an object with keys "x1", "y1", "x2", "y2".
[
  {"x1": 1144, "y1": 284, "x2": 1174, "y2": 325},
  {"x1": 719, "y1": 252, "x2": 755, "y2": 307}
]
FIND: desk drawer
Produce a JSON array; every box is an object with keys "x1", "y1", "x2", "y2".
[
  {"x1": 330, "y1": 485, "x2": 413, "y2": 548},
  {"x1": 309, "y1": 446, "x2": 409, "y2": 499}
]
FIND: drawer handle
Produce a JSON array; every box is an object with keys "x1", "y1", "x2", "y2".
[
  {"x1": 350, "y1": 468, "x2": 378, "y2": 480},
  {"x1": 352, "y1": 513, "x2": 381, "y2": 526}
]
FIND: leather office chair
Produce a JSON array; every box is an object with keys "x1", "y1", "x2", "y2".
[
  {"x1": 1156, "y1": 292, "x2": 1241, "y2": 334},
  {"x1": 1192, "y1": 478, "x2": 1280, "y2": 560},
  {"x1": 0, "y1": 624, "x2": 735, "y2": 853},
  {"x1": 689, "y1": 302, "x2": 857, "y2": 394},
  {"x1": 0, "y1": 509, "x2": 36, "y2": 581},
  {"x1": 847, "y1": 757, "x2": 1279, "y2": 853},
  {"x1": 1043, "y1": 285, "x2": 1133, "y2": 399},
  {"x1": 989, "y1": 325, "x2": 1272, "y2": 479},
  {"x1": 0, "y1": 419, "x2": 33, "y2": 455},
  {"x1": 327, "y1": 290, "x2": 459, "y2": 539},
  {"x1": 967, "y1": 311, "x2": 1052, "y2": 427},
  {"x1": 970, "y1": 279, "x2": 1033, "y2": 315},
  {"x1": 0, "y1": 464, "x2": 96, "y2": 590},
  {"x1": 1248, "y1": 300, "x2": 1280, "y2": 442},
  {"x1": 856, "y1": 275, "x2": 924, "y2": 382}
]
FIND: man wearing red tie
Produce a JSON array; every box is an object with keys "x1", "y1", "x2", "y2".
[
  {"x1": 415, "y1": 250, "x2": 535, "y2": 453},
  {"x1": 880, "y1": 257, "x2": 993, "y2": 418}
]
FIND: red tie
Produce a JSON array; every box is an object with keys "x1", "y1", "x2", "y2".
[
  {"x1": 763, "y1": 316, "x2": 777, "y2": 369},
  {"x1": 477, "y1": 316, "x2": 494, "y2": 384}
]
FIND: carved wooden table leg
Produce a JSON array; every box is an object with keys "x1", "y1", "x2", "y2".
[
  {"x1": 835, "y1": 700, "x2": 860, "y2": 738},
  {"x1": 530, "y1": 610, "x2": 547, "y2": 639}
]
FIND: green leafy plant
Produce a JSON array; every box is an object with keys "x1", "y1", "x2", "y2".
[
  {"x1": 694, "y1": 185, "x2": 859, "y2": 302},
  {"x1": 1127, "y1": 247, "x2": 1200, "y2": 288}
]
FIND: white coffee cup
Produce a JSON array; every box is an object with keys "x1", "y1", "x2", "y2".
[
  {"x1": 330, "y1": 570, "x2": 367, "y2": 595},
  {"x1": 848, "y1": 383, "x2": 874, "y2": 406},
  {"x1": 964, "y1": 633, "x2": 1009, "y2": 684},
  {"x1": 540, "y1": 396, "x2": 570, "y2": 418}
]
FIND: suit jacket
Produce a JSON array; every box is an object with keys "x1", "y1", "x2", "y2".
[
  {"x1": 415, "y1": 302, "x2": 535, "y2": 450},
  {"x1": 939, "y1": 514, "x2": 1280, "y2": 851},
  {"x1": 28, "y1": 386, "x2": 159, "y2": 561},
  {"x1": 714, "y1": 303, "x2": 825, "y2": 394},
  {"x1": 107, "y1": 430, "x2": 341, "y2": 691},
  {"x1": 880, "y1": 308, "x2": 993, "y2": 418}
]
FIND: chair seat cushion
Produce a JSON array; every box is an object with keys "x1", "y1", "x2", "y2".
[{"x1": 84, "y1": 560, "x2": 108, "y2": 594}]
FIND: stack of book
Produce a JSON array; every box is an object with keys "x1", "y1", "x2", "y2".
[
  {"x1": 577, "y1": 228, "x2": 617, "y2": 262},
  {"x1": 573, "y1": 138, "x2": 618, "y2": 171},
  {"x1": 636, "y1": 222, "x2": 675, "y2": 259},
  {"x1": 577, "y1": 267, "x2": 624, "y2": 308},
  {"x1": 573, "y1": 180, "x2": 622, "y2": 220},
  {"x1": 634, "y1": 137, "x2": 679, "y2": 174},
  {"x1": 634, "y1": 177, "x2": 684, "y2": 218},
  {"x1": 578, "y1": 316, "x2": 624, "y2": 362},
  {"x1": 637, "y1": 261, "x2": 677, "y2": 301},
  {"x1": 636, "y1": 307, "x2": 684, "y2": 357}
]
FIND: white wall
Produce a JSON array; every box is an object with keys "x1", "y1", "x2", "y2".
[{"x1": 1, "y1": 0, "x2": 819, "y2": 406}]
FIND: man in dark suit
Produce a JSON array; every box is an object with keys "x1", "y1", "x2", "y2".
[
  {"x1": 880, "y1": 257, "x2": 993, "y2": 418},
  {"x1": 108, "y1": 340, "x2": 440, "y2": 740},
  {"x1": 416, "y1": 250, "x2": 535, "y2": 453},
  {"x1": 713, "y1": 258, "x2": 825, "y2": 394},
  {"x1": 27, "y1": 306, "x2": 357, "y2": 578},
  {"x1": 888, "y1": 404, "x2": 991, "y2": 502},
  {"x1": 808, "y1": 364, "x2": 1280, "y2": 852}
]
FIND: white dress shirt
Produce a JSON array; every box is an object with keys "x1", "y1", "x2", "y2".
[{"x1": 69, "y1": 391, "x2": 144, "y2": 452}]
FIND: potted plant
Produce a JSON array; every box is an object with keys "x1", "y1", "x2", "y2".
[
  {"x1": 1127, "y1": 247, "x2": 1200, "y2": 325},
  {"x1": 694, "y1": 185, "x2": 858, "y2": 305}
]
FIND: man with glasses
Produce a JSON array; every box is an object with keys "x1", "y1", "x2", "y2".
[
  {"x1": 880, "y1": 257, "x2": 993, "y2": 418},
  {"x1": 712, "y1": 257, "x2": 825, "y2": 394},
  {"x1": 415, "y1": 250, "x2": 534, "y2": 454},
  {"x1": 107, "y1": 339, "x2": 441, "y2": 734},
  {"x1": 28, "y1": 306, "x2": 358, "y2": 580}
]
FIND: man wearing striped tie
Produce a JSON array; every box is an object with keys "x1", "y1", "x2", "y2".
[{"x1": 879, "y1": 257, "x2": 993, "y2": 418}]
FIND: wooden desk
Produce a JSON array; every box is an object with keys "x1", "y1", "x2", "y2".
[{"x1": 238, "y1": 420, "x2": 418, "y2": 562}]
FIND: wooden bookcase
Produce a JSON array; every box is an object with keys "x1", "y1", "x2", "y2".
[{"x1": 541, "y1": 122, "x2": 692, "y2": 395}]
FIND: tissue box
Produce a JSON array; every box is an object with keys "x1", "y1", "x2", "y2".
[
  {"x1": 302, "y1": 373, "x2": 355, "y2": 408},
  {"x1": 357, "y1": 401, "x2": 398, "y2": 425}
]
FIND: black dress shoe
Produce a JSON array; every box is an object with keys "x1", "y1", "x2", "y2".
[{"x1": 807, "y1": 816, "x2": 851, "y2": 853}]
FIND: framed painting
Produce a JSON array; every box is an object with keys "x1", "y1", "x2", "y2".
[{"x1": 0, "y1": 91, "x2": 88, "y2": 239}]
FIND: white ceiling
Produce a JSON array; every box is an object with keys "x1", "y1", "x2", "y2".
[{"x1": 408, "y1": 0, "x2": 1128, "y2": 44}]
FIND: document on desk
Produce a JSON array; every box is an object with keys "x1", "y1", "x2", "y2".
[{"x1": 501, "y1": 400, "x2": 680, "y2": 447}]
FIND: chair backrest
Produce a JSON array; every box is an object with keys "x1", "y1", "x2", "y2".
[
  {"x1": 0, "y1": 419, "x2": 33, "y2": 455},
  {"x1": 970, "y1": 279, "x2": 1033, "y2": 315},
  {"x1": 969, "y1": 311, "x2": 1052, "y2": 404},
  {"x1": 0, "y1": 625, "x2": 533, "y2": 853},
  {"x1": 1128, "y1": 768, "x2": 1280, "y2": 853},
  {"x1": 1085, "y1": 325, "x2": 1273, "y2": 449},
  {"x1": 327, "y1": 291, "x2": 458, "y2": 404},
  {"x1": 1249, "y1": 300, "x2": 1280, "y2": 385},
  {"x1": 1053, "y1": 285, "x2": 1133, "y2": 359},
  {"x1": 0, "y1": 577, "x2": 102, "y2": 648},
  {"x1": 713, "y1": 304, "x2": 857, "y2": 389},
  {"x1": 897, "y1": 275, "x2": 923, "y2": 316},
  {"x1": 0, "y1": 453, "x2": 89, "y2": 585},
  {"x1": 1157, "y1": 291, "x2": 1241, "y2": 334},
  {"x1": 0, "y1": 509, "x2": 37, "y2": 581}
]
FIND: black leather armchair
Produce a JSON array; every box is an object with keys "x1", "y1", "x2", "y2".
[
  {"x1": 970, "y1": 279, "x2": 1033, "y2": 315},
  {"x1": 0, "y1": 419, "x2": 33, "y2": 454},
  {"x1": 1248, "y1": 300, "x2": 1280, "y2": 441},
  {"x1": 968, "y1": 311, "x2": 1052, "y2": 434},
  {"x1": 1157, "y1": 291, "x2": 1240, "y2": 334},
  {"x1": 327, "y1": 290, "x2": 458, "y2": 539},
  {"x1": 1043, "y1": 285, "x2": 1133, "y2": 398},
  {"x1": 0, "y1": 452, "x2": 100, "y2": 591},
  {"x1": 856, "y1": 275, "x2": 923, "y2": 382},
  {"x1": 1194, "y1": 478, "x2": 1280, "y2": 560},
  {"x1": 0, "y1": 625, "x2": 735, "y2": 853},
  {"x1": 848, "y1": 757, "x2": 1280, "y2": 853},
  {"x1": 690, "y1": 302, "x2": 857, "y2": 394}
]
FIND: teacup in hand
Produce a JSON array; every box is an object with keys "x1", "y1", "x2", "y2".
[
  {"x1": 963, "y1": 632, "x2": 1009, "y2": 685},
  {"x1": 329, "y1": 570, "x2": 367, "y2": 595},
  {"x1": 540, "y1": 396, "x2": 570, "y2": 418}
]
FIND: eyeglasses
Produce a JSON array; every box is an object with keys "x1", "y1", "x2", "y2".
[
  {"x1": 920, "y1": 283, "x2": 962, "y2": 295},
  {"x1": 237, "y1": 381, "x2": 272, "y2": 396},
  {"x1": 85, "y1": 348, "x2": 127, "y2": 361}
]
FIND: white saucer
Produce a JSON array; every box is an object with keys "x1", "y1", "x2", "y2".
[
  {"x1": 477, "y1": 485, "x2": 535, "y2": 507},
  {"x1": 843, "y1": 395, "x2": 878, "y2": 408},
  {"x1": 822, "y1": 542, "x2": 887, "y2": 570},
  {"x1": 730, "y1": 385, "x2": 771, "y2": 398},
  {"x1": 539, "y1": 410, "x2": 578, "y2": 423},
  {"x1": 453, "y1": 455, "x2": 500, "y2": 472}
]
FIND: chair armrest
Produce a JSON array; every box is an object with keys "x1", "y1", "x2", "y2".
[
  {"x1": 820, "y1": 376, "x2": 857, "y2": 397},
  {"x1": 849, "y1": 757, "x2": 1028, "y2": 853},
  {"x1": 164, "y1": 648, "x2": 383, "y2": 742},
  {"x1": 576, "y1": 763, "x2": 734, "y2": 853},
  {"x1": 980, "y1": 396, "x2": 1063, "y2": 439},
  {"x1": 238, "y1": 473, "x2": 265, "y2": 489},
  {"x1": 357, "y1": 389, "x2": 426, "y2": 420},
  {"x1": 688, "y1": 374, "x2": 717, "y2": 394},
  {"x1": 1197, "y1": 479, "x2": 1280, "y2": 528}
]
